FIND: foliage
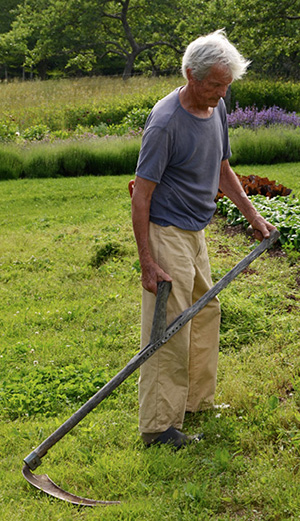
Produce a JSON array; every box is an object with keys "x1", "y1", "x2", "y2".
[
  {"x1": 0, "y1": 0, "x2": 183, "y2": 80},
  {"x1": 20, "y1": 138, "x2": 141, "y2": 179},
  {"x1": 0, "y1": 0, "x2": 20, "y2": 35},
  {"x1": 0, "y1": 363, "x2": 107, "y2": 419},
  {"x1": 230, "y1": 79, "x2": 300, "y2": 112},
  {"x1": 0, "y1": 120, "x2": 19, "y2": 141},
  {"x1": 0, "y1": 0, "x2": 299, "y2": 79},
  {"x1": 224, "y1": 0, "x2": 300, "y2": 79},
  {"x1": 0, "y1": 145, "x2": 22, "y2": 179},
  {"x1": 217, "y1": 194, "x2": 300, "y2": 250},
  {"x1": 22, "y1": 124, "x2": 50, "y2": 141},
  {"x1": 0, "y1": 77, "x2": 299, "y2": 143},
  {"x1": 121, "y1": 107, "x2": 151, "y2": 130},
  {"x1": 228, "y1": 104, "x2": 300, "y2": 129},
  {"x1": 0, "y1": 125, "x2": 299, "y2": 180},
  {"x1": 229, "y1": 126, "x2": 300, "y2": 165}
]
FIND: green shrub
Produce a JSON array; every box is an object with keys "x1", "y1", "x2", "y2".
[
  {"x1": 0, "y1": 147, "x2": 23, "y2": 180},
  {"x1": 0, "y1": 121, "x2": 19, "y2": 142},
  {"x1": 86, "y1": 138, "x2": 141, "y2": 176},
  {"x1": 22, "y1": 124, "x2": 51, "y2": 141},
  {"x1": 19, "y1": 137, "x2": 141, "y2": 178},
  {"x1": 63, "y1": 101, "x2": 140, "y2": 130},
  {"x1": 22, "y1": 146, "x2": 63, "y2": 178},
  {"x1": 61, "y1": 144, "x2": 94, "y2": 176},
  {"x1": 122, "y1": 107, "x2": 151, "y2": 129},
  {"x1": 91, "y1": 122, "x2": 110, "y2": 136},
  {"x1": 230, "y1": 126, "x2": 300, "y2": 165},
  {"x1": 62, "y1": 95, "x2": 160, "y2": 132},
  {"x1": 231, "y1": 80, "x2": 300, "y2": 112}
]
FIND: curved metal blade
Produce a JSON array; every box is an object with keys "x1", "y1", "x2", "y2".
[{"x1": 22, "y1": 464, "x2": 120, "y2": 506}]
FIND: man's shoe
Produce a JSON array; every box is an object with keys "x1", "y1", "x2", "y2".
[{"x1": 143, "y1": 426, "x2": 204, "y2": 449}]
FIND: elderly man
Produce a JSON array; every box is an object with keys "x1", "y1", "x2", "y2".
[{"x1": 131, "y1": 30, "x2": 276, "y2": 448}]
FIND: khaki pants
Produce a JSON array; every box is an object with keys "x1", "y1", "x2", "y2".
[{"x1": 139, "y1": 223, "x2": 221, "y2": 434}]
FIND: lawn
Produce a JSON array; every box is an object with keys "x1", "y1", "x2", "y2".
[{"x1": 0, "y1": 164, "x2": 300, "y2": 520}]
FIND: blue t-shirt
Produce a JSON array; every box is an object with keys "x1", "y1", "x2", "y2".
[{"x1": 136, "y1": 88, "x2": 231, "y2": 231}]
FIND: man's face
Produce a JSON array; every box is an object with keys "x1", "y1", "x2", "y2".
[{"x1": 188, "y1": 64, "x2": 233, "y2": 109}]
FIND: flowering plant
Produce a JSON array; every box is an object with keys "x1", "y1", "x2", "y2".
[{"x1": 228, "y1": 104, "x2": 300, "y2": 129}]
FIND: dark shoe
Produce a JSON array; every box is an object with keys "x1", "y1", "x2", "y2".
[{"x1": 144, "y1": 426, "x2": 204, "y2": 449}]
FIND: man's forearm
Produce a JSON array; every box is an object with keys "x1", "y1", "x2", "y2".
[
  {"x1": 131, "y1": 176, "x2": 172, "y2": 293},
  {"x1": 132, "y1": 198, "x2": 152, "y2": 267}
]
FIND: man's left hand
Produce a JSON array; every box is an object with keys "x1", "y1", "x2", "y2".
[{"x1": 250, "y1": 214, "x2": 277, "y2": 242}]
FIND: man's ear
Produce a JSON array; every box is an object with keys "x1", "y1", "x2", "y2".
[
  {"x1": 186, "y1": 68, "x2": 199, "y2": 85},
  {"x1": 186, "y1": 68, "x2": 194, "y2": 81}
]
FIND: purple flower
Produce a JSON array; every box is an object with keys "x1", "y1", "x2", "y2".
[{"x1": 227, "y1": 104, "x2": 300, "y2": 129}]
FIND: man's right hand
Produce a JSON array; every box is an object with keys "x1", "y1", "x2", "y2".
[{"x1": 141, "y1": 260, "x2": 172, "y2": 295}]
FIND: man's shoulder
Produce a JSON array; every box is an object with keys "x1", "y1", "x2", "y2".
[{"x1": 146, "y1": 88, "x2": 182, "y2": 129}]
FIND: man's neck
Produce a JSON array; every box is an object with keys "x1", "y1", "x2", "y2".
[{"x1": 179, "y1": 85, "x2": 213, "y2": 119}]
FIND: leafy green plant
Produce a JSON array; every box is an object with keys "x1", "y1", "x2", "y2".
[
  {"x1": 122, "y1": 107, "x2": 150, "y2": 130},
  {"x1": 0, "y1": 363, "x2": 107, "y2": 419},
  {"x1": 217, "y1": 194, "x2": 300, "y2": 250},
  {"x1": 0, "y1": 121, "x2": 19, "y2": 142},
  {"x1": 22, "y1": 124, "x2": 51, "y2": 141},
  {"x1": 91, "y1": 122, "x2": 110, "y2": 136}
]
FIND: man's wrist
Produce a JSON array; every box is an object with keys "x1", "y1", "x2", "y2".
[{"x1": 139, "y1": 250, "x2": 154, "y2": 268}]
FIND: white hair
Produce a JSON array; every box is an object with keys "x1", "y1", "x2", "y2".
[{"x1": 182, "y1": 29, "x2": 251, "y2": 81}]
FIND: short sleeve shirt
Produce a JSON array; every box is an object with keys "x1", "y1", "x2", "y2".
[{"x1": 135, "y1": 87, "x2": 231, "y2": 231}]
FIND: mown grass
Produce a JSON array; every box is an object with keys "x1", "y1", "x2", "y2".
[{"x1": 0, "y1": 165, "x2": 300, "y2": 520}]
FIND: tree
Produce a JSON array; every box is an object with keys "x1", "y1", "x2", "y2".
[
  {"x1": 0, "y1": 0, "x2": 25, "y2": 78},
  {"x1": 93, "y1": 0, "x2": 184, "y2": 79},
  {"x1": 0, "y1": 0, "x2": 103, "y2": 78},
  {"x1": 1, "y1": 0, "x2": 184, "y2": 79},
  {"x1": 0, "y1": 0, "x2": 299, "y2": 80},
  {"x1": 215, "y1": 0, "x2": 300, "y2": 79}
]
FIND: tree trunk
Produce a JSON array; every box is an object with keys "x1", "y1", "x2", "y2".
[
  {"x1": 122, "y1": 53, "x2": 135, "y2": 80},
  {"x1": 37, "y1": 60, "x2": 48, "y2": 80}
]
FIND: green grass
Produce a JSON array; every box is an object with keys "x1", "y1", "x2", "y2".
[
  {"x1": 0, "y1": 76, "x2": 182, "y2": 132},
  {"x1": 0, "y1": 167, "x2": 300, "y2": 520}
]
